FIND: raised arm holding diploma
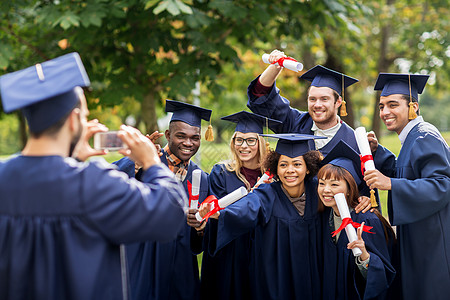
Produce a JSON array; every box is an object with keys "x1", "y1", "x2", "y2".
[{"x1": 262, "y1": 53, "x2": 303, "y2": 72}]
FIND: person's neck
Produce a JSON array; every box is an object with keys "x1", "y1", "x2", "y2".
[
  {"x1": 314, "y1": 116, "x2": 339, "y2": 130},
  {"x1": 22, "y1": 136, "x2": 70, "y2": 157},
  {"x1": 282, "y1": 182, "x2": 305, "y2": 198},
  {"x1": 332, "y1": 206, "x2": 340, "y2": 217},
  {"x1": 242, "y1": 158, "x2": 259, "y2": 170}
]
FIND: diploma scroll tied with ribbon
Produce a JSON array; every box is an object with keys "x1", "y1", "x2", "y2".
[
  {"x1": 188, "y1": 169, "x2": 202, "y2": 209},
  {"x1": 333, "y1": 193, "x2": 375, "y2": 257},
  {"x1": 262, "y1": 54, "x2": 303, "y2": 72},
  {"x1": 354, "y1": 127, "x2": 378, "y2": 207},
  {"x1": 254, "y1": 171, "x2": 273, "y2": 187},
  {"x1": 195, "y1": 186, "x2": 248, "y2": 222},
  {"x1": 334, "y1": 193, "x2": 363, "y2": 257}
]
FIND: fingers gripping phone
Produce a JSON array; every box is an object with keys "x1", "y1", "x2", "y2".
[{"x1": 93, "y1": 131, "x2": 124, "y2": 151}]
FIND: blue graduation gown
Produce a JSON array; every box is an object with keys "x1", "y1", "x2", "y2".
[
  {"x1": 115, "y1": 154, "x2": 209, "y2": 300},
  {"x1": 247, "y1": 77, "x2": 383, "y2": 206},
  {"x1": 374, "y1": 121, "x2": 450, "y2": 299},
  {"x1": 321, "y1": 208, "x2": 396, "y2": 299},
  {"x1": 0, "y1": 155, "x2": 185, "y2": 300},
  {"x1": 246, "y1": 76, "x2": 359, "y2": 156},
  {"x1": 200, "y1": 164, "x2": 254, "y2": 300},
  {"x1": 209, "y1": 179, "x2": 323, "y2": 300}
]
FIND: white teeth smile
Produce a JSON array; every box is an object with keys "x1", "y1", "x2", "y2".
[{"x1": 180, "y1": 149, "x2": 192, "y2": 153}]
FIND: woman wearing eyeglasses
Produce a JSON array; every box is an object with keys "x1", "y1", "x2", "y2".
[{"x1": 200, "y1": 111, "x2": 281, "y2": 300}]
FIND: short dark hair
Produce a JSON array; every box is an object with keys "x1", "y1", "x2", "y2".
[
  {"x1": 29, "y1": 100, "x2": 81, "y2": 138},
  {"x1": 263, "y1": 149, "x2": 323, "y2": 180},
  {"x1": 399, "y1": 94, "x2": 420, "y2": 115}
]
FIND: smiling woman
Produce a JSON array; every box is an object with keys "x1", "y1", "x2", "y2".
[{"x1": 199, "y1": 133, "x2": 327, "y2": 299}]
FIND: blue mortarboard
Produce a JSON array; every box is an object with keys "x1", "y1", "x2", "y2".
[
  {"x1": 261, "y1": 133, "x2": 326, "y2": 158},
  {"x1": 221, "y1": 111, "x2": 282, "y2": 134},
  {"x1": 321, "y1": 140, "x2": 363, "y2": 186},
  {"x1": 0, "y1": 52, "x2": 90, "y2": 133},
  {"x1": 165, "y1": 99, "x2": 212, "y2": 128},
  {"x1": 374, "y1": 73, "x2": 429, "y2": 100},
  {"x1": 300, "y1": 65, "x2": 358, "y2": 96}
]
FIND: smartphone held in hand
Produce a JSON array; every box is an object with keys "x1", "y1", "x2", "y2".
[{"x1": 93, "y1": 131, "x2": 124, "y2": 151}]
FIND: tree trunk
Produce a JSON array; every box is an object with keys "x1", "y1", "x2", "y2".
[
  {"x1": 141, "y1": 90, "x2": 160, "y2": 134},
  {"x1": 372, "y1": 0, "x2": 395, "y2": 138}
]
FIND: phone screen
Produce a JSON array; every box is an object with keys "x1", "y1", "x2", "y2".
[{"x1": 93, "y1": 131, "x2": 124, "y2": 151}]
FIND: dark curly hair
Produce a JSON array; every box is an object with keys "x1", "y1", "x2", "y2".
[{"x1": 263, "y1": 149, "x2": 323, "y2": 181}]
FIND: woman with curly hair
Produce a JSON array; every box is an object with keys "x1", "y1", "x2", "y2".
[{"x1": 200, "y1": 134, "x2": 326, "y2": 300}]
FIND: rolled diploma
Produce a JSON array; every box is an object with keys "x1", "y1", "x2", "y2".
[
  {"x1": 262, "y1": 54, "x2": 303, "y2": 72},
  {"x1": 355, "y1": 127, "x2": 375, "y2": 171},
  {"x1": 254, "y1": 172, "x2": 271, "y2": 187},
  {"x1": 195, "y1": 186, "x2": 248, "y2": 221},
  {"x1": 190, "y1": 169, "x2": 202, "y2": 209},
  {"x1": 334, "y1": 193, "x2": 362, "y2": 257}
]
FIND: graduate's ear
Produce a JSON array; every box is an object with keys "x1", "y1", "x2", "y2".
[
  {"x1": 165, "y1": 129, "x2": 170, "y2": 141},
  {"x1": 68, "y1": 108, "x2": 81, "y2": 133}
]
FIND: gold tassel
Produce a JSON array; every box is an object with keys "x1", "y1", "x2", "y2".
[
  {"x1": 408, "y1": 73, "x2": 417, "y2": 120},
  {"x1": 205, "y1": 124, "x2": 214, "y2": 141},
  {"x1": 340, "y1": 73, "x2": 348, "y2": 116},
  {"x1": 370, "y1": 189, "x2": 378, "y2": 207},
  {"x1": 408, "y1": 101, "x2": 417, "y2": 120},
  {"x1": 340, "y1": 100, "x2": 348, "y2": 117}
]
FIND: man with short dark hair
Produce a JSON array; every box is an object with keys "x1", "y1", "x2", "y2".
[
  {"x1": 365, "y1": 73, "x2": 450, "y2": 299},
  {"x1": 0, "y1": 53, "x2": 186, "y2": 300},
  {"x1": 115, "y1": 100, "x2": 211, "y2": 300}
]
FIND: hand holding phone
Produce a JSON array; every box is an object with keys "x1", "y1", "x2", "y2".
[{"x1": 93, "y1": 131, "x2": 124, "y2": 151}]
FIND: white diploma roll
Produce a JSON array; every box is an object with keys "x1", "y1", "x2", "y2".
[
  {"x1": 262, "y1": 54, "x2": 303, "y2": 72},
  {"x1": 334, "y1": 193, "x2": 362, "y2": 257},
  {"x1": 254, "y1": 172, "x2": 270, "y2": 188},
  {"x1": 190, "y1": 169, "x2": 202, "y2": 209},
  {"x1": 354, "y1": 127, "x2": 375, "y2": 171},
  {"x1": 195, "y1": 187, "x2": 249, "y2": 221}
]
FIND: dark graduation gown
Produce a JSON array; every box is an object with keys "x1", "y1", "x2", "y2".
[
  {"x1": 321, "y1": 208, "x2": 396, "y2": 300},
  {"x1": 0, "y1": 156, "x2": 185, "y2": 300},
  {"x1": 246, "y1": 76, "x2": 359, "y2": 156},
  {"x1": 246, "y1": 77, "x2": 383, "y2": 206},
  {"x1": 208, "y1": 179, "x2": 323, "y2": 300},
  {"x1": 374, "y1": 121, "x2": 450, "y2": 300},
  {"x1": 114, "y1": 154, "x2": 209, "y2": 300},
  {"x1": 200, "y1": 164, "x2": 255, "y2": 300}
]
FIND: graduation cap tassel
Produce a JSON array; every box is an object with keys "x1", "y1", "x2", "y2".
[
  {"x1": 340, "y1": 74, "x2": 348, "y2": 116},
  {"x1": 370, "y1": 189, "x2": 378, "y2": 207},
  {"x1": 205, "y1": 121, "x2": 214, "y2": 142},
  {"x1": 408, "y1": 74, "x2": 417, "y2": 120}
]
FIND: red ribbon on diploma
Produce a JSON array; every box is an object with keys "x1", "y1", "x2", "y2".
[
  {"x1": 331, "y1": 217, "x2": 375, "y2": 237},
  {"x1": 200, "y1": 195, "x2": 223, "y2": 222},
  {"x1": 272, "y1": 57, "x2": 297, "y2": 68},
  {"x1": 360, "y1": 154, "x2": 374, "y2": 175},
  {"x1": 187, "y1": 180, "x2": 199, "y2": 208}
]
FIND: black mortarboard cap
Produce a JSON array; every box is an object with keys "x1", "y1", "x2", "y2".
[
  {"x1": 165, "y1": 99, "x2": 212, "y2": 128},
  {"x1": 0, "y1": 52, "x2": 90, "y2": 133},
  {"x1": 321, "y1": 140, "x2": 363, "y2": 186},
  {"x1": 261, "y1": 133, "x2": 326, "y2": 158},
  {"x1": 300, "y1": 65, "x2": 358, "y2": 96},
  {"x1": 374, "y1": 73, "x2": 429, "y2": 100},
  {"x1": 221, "y1": 111, "x2": 282, "y2": 134}
]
